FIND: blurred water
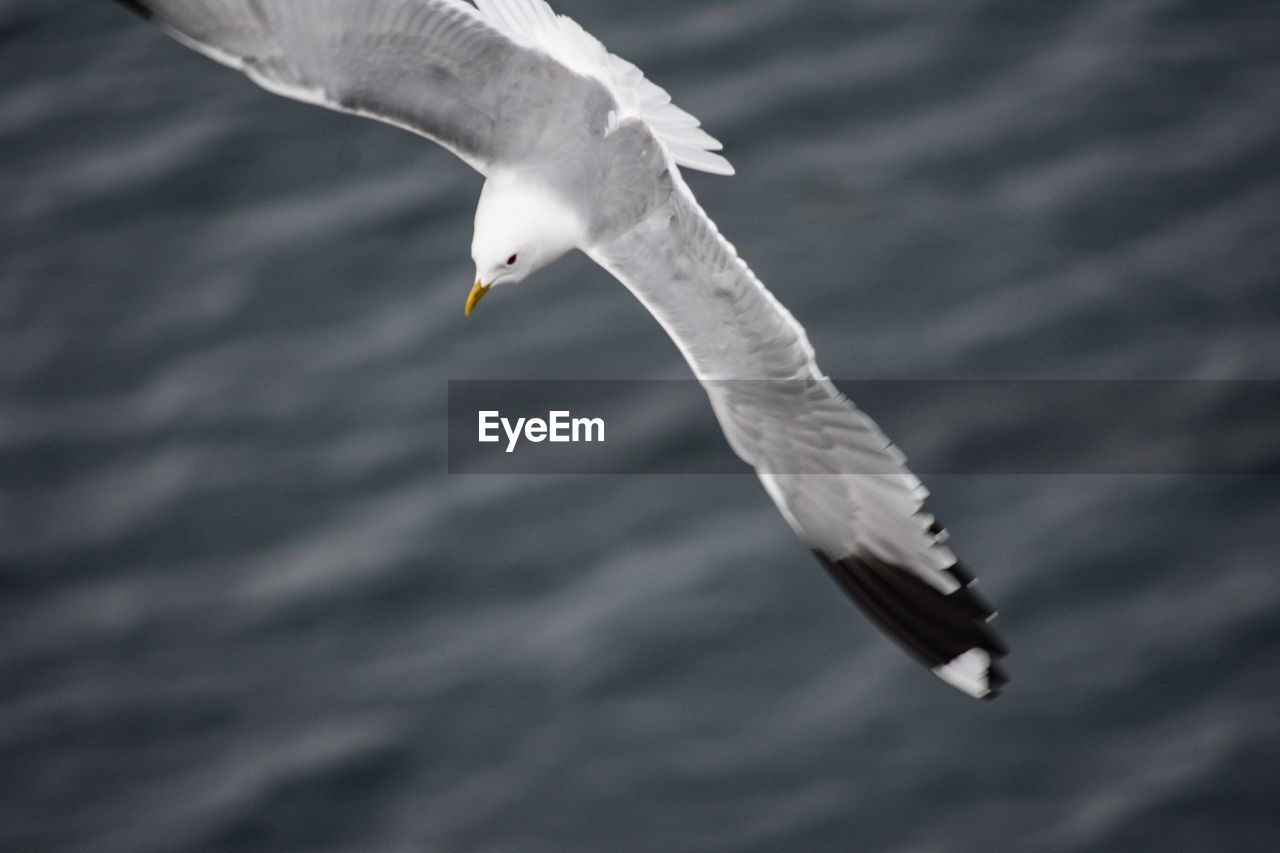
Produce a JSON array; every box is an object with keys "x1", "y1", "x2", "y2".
[{"x1": 3, "y1": 1, "x2": 1280, "y2": 851}]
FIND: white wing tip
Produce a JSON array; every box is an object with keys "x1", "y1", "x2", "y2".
[{"x1": 932, "y1": 648, "x2": 1003, "y2": 699}]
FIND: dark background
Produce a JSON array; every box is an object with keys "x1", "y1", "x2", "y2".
[{"x1": 3, "y1": 1, "x2": 1280, "y2": 850}]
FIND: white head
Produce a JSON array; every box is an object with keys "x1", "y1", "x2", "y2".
[{"x1": 466, "y1": 175, "x2": 583, "y2": 316}]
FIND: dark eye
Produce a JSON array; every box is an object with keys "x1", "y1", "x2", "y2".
[{"x1": 506, "y1": 254, "x2": 518, "y2": 266}]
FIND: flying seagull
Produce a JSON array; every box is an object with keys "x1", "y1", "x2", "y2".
[{"x1": 113, "y1": 0, "x2": 1008, "y2": 697}]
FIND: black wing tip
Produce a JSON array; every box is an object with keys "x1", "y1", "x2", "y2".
[
  {"x1": 113, "y1": 0, "x2": 155, "y2": 20},
  {"x1": 812, "y1": 549, "x2": 1009, "y2": 698},
  {"x1": 984, "y1": 662, "x2": 1010, "y2": 699}
]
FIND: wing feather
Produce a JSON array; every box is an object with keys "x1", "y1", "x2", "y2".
[
  {"x1": 473, "y1": 0, "x2": 734, "y2": 175},
  {"x1": 113, "y1": 0, "x2": 602, "y2": 174}
]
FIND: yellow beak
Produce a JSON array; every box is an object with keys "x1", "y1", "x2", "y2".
[{"x1": 465, "y1": 279, "x2": 491, "y2": 317}]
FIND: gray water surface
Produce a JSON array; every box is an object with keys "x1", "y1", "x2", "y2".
[{"x1": 4, "y1": 1, "x2": 1280, "y2": 851}]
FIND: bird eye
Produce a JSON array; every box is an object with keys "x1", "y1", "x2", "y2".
[{"x1": 506, "y1": 254, "x2": 518, "y2": 266}]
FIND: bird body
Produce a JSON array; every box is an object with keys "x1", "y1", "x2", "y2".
[{"x1": 114, "y1": 0, "x2": 1008, "y2": 698}]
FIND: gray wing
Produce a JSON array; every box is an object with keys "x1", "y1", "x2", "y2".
[
  {"x1": 113, "y1": 0, "x2": 605, "y2": 174},
  {"x1": 586, "y1": 123, "x2": 1008, "y2": 698}
]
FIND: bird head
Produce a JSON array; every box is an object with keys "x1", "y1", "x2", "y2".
[{"x1": 467, "y1": 175, "x2": 583, "y2": 316}]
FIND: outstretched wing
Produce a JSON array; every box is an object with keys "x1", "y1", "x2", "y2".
[
  {"x1": 113, "y1": 0, "x2": 604, "y2": 174},
  {"x1": 586, "y1": 125, "x2": 1009, "y2": 699}
]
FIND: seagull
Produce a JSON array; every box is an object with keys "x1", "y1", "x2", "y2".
[{"x1": 113, "y1": 0, "x2": 1008, "y2": 697}]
